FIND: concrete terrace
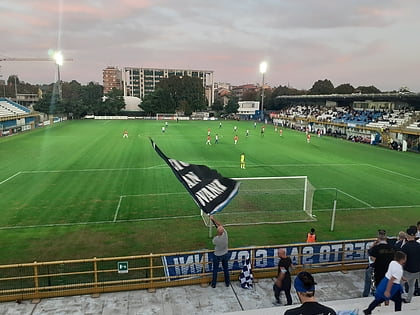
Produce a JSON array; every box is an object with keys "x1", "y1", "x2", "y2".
[{"x1": 1, "y1": 269, "x2": 420, "y2": 314}]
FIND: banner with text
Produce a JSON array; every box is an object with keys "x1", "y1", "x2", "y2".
[{"x1": 162, "y1": 240, "x2": 377, "y2": 279}]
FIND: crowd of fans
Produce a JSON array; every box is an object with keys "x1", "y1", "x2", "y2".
[
  {"x1": 273, "y1": 105, "x2": 417, "y2": 127},
  {"x1": 361, "y1": 222, "x2": 420, "y2": 314},
  {"x1": 270, "y1": 105, "x2": 420, "y2": 149}
]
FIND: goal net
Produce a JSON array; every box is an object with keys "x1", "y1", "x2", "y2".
[
  {"x1": 201, "y1": 176, "x2": 316, "y2": 227},
  {"x1": 156, "y1": 113, "x2": 178, "y2": 120}
]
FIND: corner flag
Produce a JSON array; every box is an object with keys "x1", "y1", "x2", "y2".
[{"x1": 150, "y1": 139, "x2": 240, "y2": 215}]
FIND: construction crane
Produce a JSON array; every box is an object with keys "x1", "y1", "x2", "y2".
[
  {"x1": 0, "y1": 55, "x2": 73, "y2": 100},
  {"x1": 0, "y1": 57, "x2": 73, "y2": 62}
]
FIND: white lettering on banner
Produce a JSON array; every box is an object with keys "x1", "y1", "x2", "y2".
[
  {"x1": 168, "y1": 159, "x2": 190, "y2": 171},
  {"x1": 330, "y1": 244, "x2": 342, "y2": 261},
  {"x1": 173, "y1": 257, "x2": 181, "y2": 275},
  {"x1": 237, "y1": 250, "x2": 250, "y2": 268},
  {"x1": 353, "y1": 242, "x2": 365, "y2": 260},
  {"x1": 163, "y1": 241, "x2": 374, "y2": 279},
  {"x1": 172, "y1": 253, "x2": 210, "y2": 276},
  {"x1": 319, "y1": 245, "x2": 331, "y2": 263},
  {"x1": 344, "y1": 243, "x2": 354, "y2": 260},
  {"x1": 182, "y1": 171, "x2": 202, "y2": 188},
  {"x1": 255, "y1": 249, "x2": 268, "y2": 268},
  {"x1": 228, "y1": 252, "x2": 237, "y2": 269},
  {"x1": 196, "y1": 179, "x2": 227, "y2": 206},
  {"x1": 272, "y1": 248, "x2": 279, "y2": 266},
  {"x1": 302, "y1": 247, "x2": 314, "y2": 264},
  {"x1": 290, "y1": 247, "x2": 300, "y2": 265}
]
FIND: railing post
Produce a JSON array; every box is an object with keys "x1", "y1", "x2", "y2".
[
  {"x1": 200, "y1": 250, "x2": 209, "y2": 287},
  {"x1": 250, "y1": 248, "x2": 258, "y2": 283},
  {"x1": 341, "y1": 243, "x2": 347, "y2": 273},
  {"x1": 148, "y1": 253, "x2": 156, "y2": 293},
  {"x1": 92, "y1": 257, "x2": 100, "y2": 297},
  {"x1": 31, "y1": 261, "x2": 41, "y2": 304}
]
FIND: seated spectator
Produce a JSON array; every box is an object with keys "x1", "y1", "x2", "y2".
[{"x1": 284, "y1": 271, "x2": 336, "y2": 315}]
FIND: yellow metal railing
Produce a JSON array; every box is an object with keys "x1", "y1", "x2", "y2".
[{"x1": 0, "y1": 239, "x2": 373, "y2": 302}]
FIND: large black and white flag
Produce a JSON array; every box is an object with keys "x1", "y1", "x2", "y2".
[{"x1": 150, "y1": 139, "x2": 240, "y2": 215}]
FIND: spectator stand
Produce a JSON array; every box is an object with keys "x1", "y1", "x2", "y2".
[{"x1": 271, "y1": 105, "x2": 420, "y2": 152}]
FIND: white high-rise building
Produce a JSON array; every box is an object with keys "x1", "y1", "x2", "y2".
[{"x1": 123, "y1": 67, "x2": 214, "y2": 107}]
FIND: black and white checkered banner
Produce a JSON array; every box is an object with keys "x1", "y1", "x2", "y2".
[
  {"x1": 239, "y1": 255, "x2": 254, "y2": 289},
  {"x1": 150, "y1": 139, "x2": 240, "y2": 215}
]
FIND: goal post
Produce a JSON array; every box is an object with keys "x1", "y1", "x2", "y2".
[
  {"x1": 156, "y1": 113, "x2": 178, "y2": 120},
  {"x1": 201, "y1": 176, "x2": 316, "y2": 227}
]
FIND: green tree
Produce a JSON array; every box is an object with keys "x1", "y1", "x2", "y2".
[
  {"x1": 62, "y1": 80, "x2": 84, "y2": 118},
  {"x1": 334, "y1": 83, "x2": 355, "y2": 94},
  {"x1": 355, "y1": 86, "x2": 381, "y2": 94},
  {"x1": 225, "y1": 96, "x2": 239, "y2": 114},
  {"x1": 95, "y1": 87, "x2": 125, "y2": 115},
  {"x1": 82, "y1": 82, "x2": 103, "y2": 115},
  {"x1": 154, "y1": 76, "x2": 207, "y2": 114},
  {"x1": 242, "y1": 89, "x2": 258, "y2": 101},
  {"x1": 211, "y1": 97, "x2": 224, "y2": 113},
  {"x1": 140, "y1": 88, "x2": 176, "y2": 115},
  {"x1": 309, "y1": 79, "x2": 335, "y2": 94},
  {"x1": 33, "y1": 90, "x2": 64, "y2": 115}
]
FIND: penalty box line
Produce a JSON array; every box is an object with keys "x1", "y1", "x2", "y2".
[
  {"x1": 316, "y1": 187, "x2": 374, "y2": 209},
  {"x1": 0, "y1": 172, "x2": 22, "y2": 186},
  {"x1": 113, "y1": 192, "x2": 190, "y2": 222}
]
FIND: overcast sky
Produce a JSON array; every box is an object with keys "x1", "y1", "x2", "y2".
[{"x1": 1, "y1": 0, "x2": 419, "y2": 92}]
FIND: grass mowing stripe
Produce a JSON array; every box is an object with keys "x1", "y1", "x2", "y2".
[{"x1": 1, "y1": 120, "x2": 420, "y2": 264}]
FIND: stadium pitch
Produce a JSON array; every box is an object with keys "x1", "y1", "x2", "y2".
[{"x1": 0, "y1": 120, "x2": 419, "y2": 264}]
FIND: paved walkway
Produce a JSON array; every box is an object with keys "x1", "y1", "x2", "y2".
[{"x1": 1, "y1": 269, "x2": 419, "y2": 314}]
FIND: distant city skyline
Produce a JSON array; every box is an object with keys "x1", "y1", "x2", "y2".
[{"x1": 1, "y1": 1, "x2": 420, "y2": 92}]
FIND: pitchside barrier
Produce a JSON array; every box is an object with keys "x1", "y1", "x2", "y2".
[{"x1": 0, "y1": 238, "x2": 384, "y2": 303}]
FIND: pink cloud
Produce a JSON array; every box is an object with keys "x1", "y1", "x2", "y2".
[
  {"x1": 29, "y1": 0, "x2": 153, "y2": 19},
  {"x1": 358, "y1": 6, "x2": 403, "y2": 18}
]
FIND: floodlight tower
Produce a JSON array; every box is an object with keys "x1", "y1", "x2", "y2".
[
  {"x1": 53, "y1": 51, "x2": 64, "y2": 101},
  {"x1": 259, "y1": 61, "x2": 267, "y2": 121}
]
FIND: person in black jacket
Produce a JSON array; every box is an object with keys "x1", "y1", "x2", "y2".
[
  {"x1": 368, "y1": 229, "x2": 395, "y2": 287},
  {"x1": 273, "y1": 248, "x2": 292, "y2": 306},
  {"x1": 400, "y1": 226, "x2": 420, "y2": 303}
]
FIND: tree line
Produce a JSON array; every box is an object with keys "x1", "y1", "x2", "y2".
[{"x1": 1, "y1": 74, "x2": 403, "y2": 118}]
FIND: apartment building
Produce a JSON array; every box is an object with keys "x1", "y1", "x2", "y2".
[
  {"x1": 122, "y1": 67, "x2": 214, "y2": 107},
  {"x1": 102, "y1": 66, "x2": 122, "y2": 94}
]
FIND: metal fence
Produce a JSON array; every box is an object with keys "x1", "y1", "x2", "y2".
[{"x1": 0, "y1": 239, "x2": 373, "y2": 302}]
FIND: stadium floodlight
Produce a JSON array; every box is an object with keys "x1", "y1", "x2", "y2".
[
  {"x1": 53, "y1": 51, "x2": 64, "y2": 66},
  {"x1": 259, "y1": 61, "x2": 267, "y2": 120},
  {"x1": 53, "y1": 51, "x2": 63, "y2": 100}
]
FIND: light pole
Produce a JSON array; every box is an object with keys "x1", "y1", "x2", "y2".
[
  {"x1": 14, "y1": 75, "x2": 18, "y2": 102},
  {"x1": 259, "y1": 61, "x2": 267, "y2": 121},
  {"x1": 53, "y1": 51, "x2": 63, "y2": 101}
]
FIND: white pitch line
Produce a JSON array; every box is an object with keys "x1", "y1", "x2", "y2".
[
  {"x1": 15, "y1": 163, "x2": 367, "y2": 175},
  {"x1": 113, "y1": 196, "x2": 124, "y2": 222},
  {"x1": 367, "y1": 164, "x2": 420, "y2": 182},
  {"x1": 0, "y1": 172, "x2": 21, "y2": 185},
  {"x1": 0, "y1": 215, "x2": 201, "y2": 231},
  {"x1": 315, "y1": 204, "x2": 420, "y2": 212},
  {"x1": 122, "y1": 192, "x2": 187, "y2": 197},
  {"x1": 336, "y1": 189, "x2": 374, "y2": 208},
  {"x1": 21, "y1": 166, "x2": 168, "y2": 174},
  {"x1": 0, "y1": 220, "x2": 114, "y2": 230}
]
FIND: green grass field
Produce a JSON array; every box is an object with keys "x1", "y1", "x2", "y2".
[{"x1": 1, "y1": 119, "x2": 420, "y2": 264}]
